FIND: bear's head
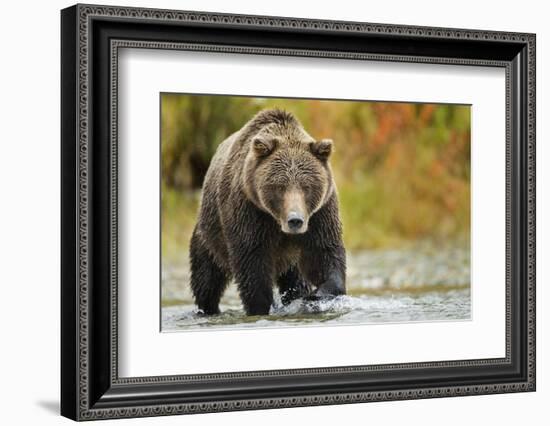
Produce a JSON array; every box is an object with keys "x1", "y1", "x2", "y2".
[{"x1": 243, "y1": 110, "x2": 335, "y2": 235}]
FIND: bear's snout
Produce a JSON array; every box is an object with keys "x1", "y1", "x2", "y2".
[
  {"x1": 281, "y1": 189, "x2": 308, "y2": 234},
  {"x1": 286, "y1": 211, "x2": 305, "y2": 233}
]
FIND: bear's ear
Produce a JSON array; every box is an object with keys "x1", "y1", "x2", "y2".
[
  {"x1": 252, "y1": 137, "x2": 277, "y2": 157},
  {"x1": 310, "y1": 139, "x2": 333, "y2": 161}
]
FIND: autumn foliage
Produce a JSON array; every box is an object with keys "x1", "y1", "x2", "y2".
[{"x1": 161, "y1": 94, "x2": 470, "y2": 253}]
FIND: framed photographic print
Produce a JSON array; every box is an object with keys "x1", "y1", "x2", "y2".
[{"x1": 61, "y1": 3, "x2": 536, "y2": 421}]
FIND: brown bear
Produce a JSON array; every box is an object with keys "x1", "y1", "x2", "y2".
[{"x1": 189, "y1": 109, "x2": 346, "y2": 316}]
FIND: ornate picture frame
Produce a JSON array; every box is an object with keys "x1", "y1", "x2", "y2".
[{"x1": 61, "y1": 3, "x2": 535, "y2": 421}]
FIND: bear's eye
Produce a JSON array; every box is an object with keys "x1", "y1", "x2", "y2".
[{"x1": 300, "y1": 183, "x2": 312, "y2": 193}]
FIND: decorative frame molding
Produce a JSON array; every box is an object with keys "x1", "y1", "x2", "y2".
[{"x1": 61, "y1": 3, "x2": 536, "y2": 421}]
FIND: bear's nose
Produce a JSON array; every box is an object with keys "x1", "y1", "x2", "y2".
[{"x1": 287, "y1": 212, "x2": 304, "y2": 231}]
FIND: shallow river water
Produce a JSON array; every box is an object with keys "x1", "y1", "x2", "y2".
[{"x1": 161, "y1": 244, "x2": 470, "y2": 332}]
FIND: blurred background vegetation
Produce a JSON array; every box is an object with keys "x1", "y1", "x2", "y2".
[{"x1": 161, "y1": 94, "x2": 470, "y2": 260}]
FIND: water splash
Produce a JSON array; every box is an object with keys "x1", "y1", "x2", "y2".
[
  {"x1": 162, "y1": 288, "x2": 470, "y2": 332},
  {"x1": 161, "y1": 245, "x2": 471, "y2": 332}
]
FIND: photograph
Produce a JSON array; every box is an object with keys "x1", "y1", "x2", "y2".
[
  {"x1": 59, "y1": 3, "x2": 536, "y2": 420},
  {"x1": 160, "y1": 94, "x2": 472, "y2": 331}
]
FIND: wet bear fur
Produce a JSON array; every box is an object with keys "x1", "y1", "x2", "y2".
[{"x1": 189, "y1": 109, "x2": 346, "y2": 315}]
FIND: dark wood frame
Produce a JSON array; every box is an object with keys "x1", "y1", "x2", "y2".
[{"x1": 61, "y1": 3, "x2": 536, "y2": 421}]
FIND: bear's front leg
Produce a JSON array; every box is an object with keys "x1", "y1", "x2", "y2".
[
  {"x1": 234, "y1": 250, "x2": 274, "y2": 315},
  {"x1": 223, "y1": 199, "x2": 278, "y2": 316},
  {"x1": 228, "y1": 233, "x2": 275, "y2": 315},
  {"x1": 301, "y1": 246, "x2": 346, "y2": 300},
  {"x1": 312, "y1": 269, "x2": 346, "y2": 299}
]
